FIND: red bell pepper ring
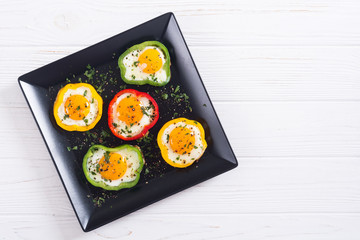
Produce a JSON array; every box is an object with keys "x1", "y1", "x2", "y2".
[{"x1": 108, "y1": 89, "x2": 159, "y2": 141}]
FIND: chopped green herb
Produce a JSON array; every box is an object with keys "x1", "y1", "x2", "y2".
[
  {"x1": 104, "y1": 151, "x2": 110, "y2": 163},
  {"x1": 100, "y1": 130, "x2": 111, "y2": 138},
  {"x1": 174, "y1": 85, "x2": 180, "y2": 93},
  {"x1": 141, "y1": 106, "x2": 149, "y2": 116},
  {"x1": 67, "y1": 146, "x2": 78, "y2": 151},
  {"x1": 84, "y1": 65, "x2": 95, "y2": 80},
  {"x1": 161, "y1": 93, "x2": 168, "y2": 100},
  {"x1": 119, "y1": 85, "x2": 127, "y2": 90}
]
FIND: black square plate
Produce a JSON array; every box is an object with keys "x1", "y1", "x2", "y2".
[{"x1": 18, "y1": 12, "x2": 238, "y2": 232}]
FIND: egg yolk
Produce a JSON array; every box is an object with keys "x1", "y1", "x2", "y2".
[
  {"x1": 116, "y1": 96, "x2": 143, "y2": 126},
  {"x1": 169, "y1": 127, "x2": 195, "y2": 155},
  {"x1": 64, "y1": 95, "x2": 90, "y2": 120},
  {"x1": 138, "y1": 48, "x2": 163, "y2": 74},
  {"x1": 99, "y1": 153, "x2": 127, "y2": 180}
]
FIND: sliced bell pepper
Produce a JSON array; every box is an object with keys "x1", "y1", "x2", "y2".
[
  {"x1": 83, "y1": 144, "x2": 144, "y2": 191},
  {"x1": 157, "y1": 118, "x2": 207, "y2": 168},
  {"x1": 108, "y1": 89, "x2": 159, "y2": 140},
  {"x1": 53, "y1": 83, "x2": 103, "y2": 132},
  {"x1": 118, "y1": 41, "x2": 171, "y2": 86}
]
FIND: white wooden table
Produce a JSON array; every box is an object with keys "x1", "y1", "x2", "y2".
[{"x1": 1, "y1": 0, "x2": 360, "y2": 239}]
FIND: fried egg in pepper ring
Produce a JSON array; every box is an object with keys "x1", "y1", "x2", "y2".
[
  {"x1": 108, "y1": 89, "x2": 159, "y2": 141},
  {"x1": 157, "y1": 118, "x2": 207, "y2": 168},
  {"x1": 83, "y1": 144, "x2": 144, "y2": 191},
  {"x1": 53, "y1": 83, "x2": 103, "y2": 131},
  {"x1": 118, "y1": 41, "x2": 171, "y2": 86}
]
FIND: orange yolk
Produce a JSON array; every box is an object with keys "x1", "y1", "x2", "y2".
[
  {"x1": 99, "y1": 153, "x2": 127, "y2": 180},
  {"x1": 116, "y1": 96, "x2": 143, "y2": 126},
  {"x1": 169, "y1": 127, "x2": 195, "y2": 155},
  {"x1": 138, "y1": 48, "x2": 163, "y2": 74},
  {"x1": 64, "y1": 95, "x2": 90, "y2": 120}
]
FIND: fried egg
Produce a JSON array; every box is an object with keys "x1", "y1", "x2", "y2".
[
  {"x1": 120, "y1": 43, "x2": 170, "y2": 85},
  {"x1": 53, "y1": 83, "x2": 103, "y2": 131},
  {"x1": 83, "y1": 145, "x2": 144, "y2": 190},
  {"x1": 108, "y1": 89, "x2": 159, "y2": 140},
  {"x1": 157, "y1": 118, "x2": 207, "y2": 168}
]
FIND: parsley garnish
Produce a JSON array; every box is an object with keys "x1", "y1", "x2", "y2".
[
  {"x1": 174, "y1": 85, "x2": 180, "y2": 93},
  {"x1": 161, "y1": 93, "x2": 168, "y2": 100},
  {"x1": 100, "y1": 130, "x2": 111, "y2": 138},
  {"x1": 104, "y1": 151, "x2": 110, "y2": 163},
  {"x1": 141, "y1": 106, "x2": 149, "y2": 116},
  {"x1": 67, "y1": 146, "x2": 78, "y2": 151}
]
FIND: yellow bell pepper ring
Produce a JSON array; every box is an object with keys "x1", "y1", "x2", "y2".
[
  {"x1": 53, "y1": 83, "x2": 103, "y2": 131},
  {"x1": 157, "y1": 118, "x2": 207, "y2": 168}
]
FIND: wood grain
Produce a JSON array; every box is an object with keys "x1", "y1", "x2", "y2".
[
  {"x1": 1, "y1": 102, "x2": 360, "y2": 159},
  {"x1": 1, "y1": 214, "x2": 360, "y2": 240},
  {"x1": 1, "y1": 0, "x2": 360, "y2": 47},
  {"x1": 1, "y1": 0, "x2": 360, "y2": 239},
  {"x1": 1, "y1": 46, "x2": 360, "y2": 104}
]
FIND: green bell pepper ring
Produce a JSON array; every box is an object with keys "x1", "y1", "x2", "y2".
[
  {"x1": 83, "y1": 144, "x2": 144, "y2": 191},
  {"x1": 118, "y1": 41, "x2": 171, "y2": 86}
]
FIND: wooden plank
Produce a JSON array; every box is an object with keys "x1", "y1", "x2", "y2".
[
  {"x1": 0, "y1": 0, "x2": 360, "y2": 47},
  {"x1": 1, "y1": 101, "x2": 359, "y2": 158},
  {"x1": 1, "y1": 213, "x2": 360, "y2": 240},
  {"x1": 1, "y1": 46, "x2": 360, "y2": 105},
  {"x1": 0, "y1": 156, "x2": 359, "y2": 216}
]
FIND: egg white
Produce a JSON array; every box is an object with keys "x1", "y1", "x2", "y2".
[
  {"x1": 57, "y1": 86, "x2": 100, "y2": 126},
  {"x1": 122, "y1": 46, "x2": 167, "y2": 84},
  {"x1": 86, "y1": 147, "x2": 141, "y2": 186},
  {"x1": 110, "y1": 92, "x2": 155, "y2": 138},
  {"x1": 160, "y1": 121, "x2": 206, "y2": 165}
]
